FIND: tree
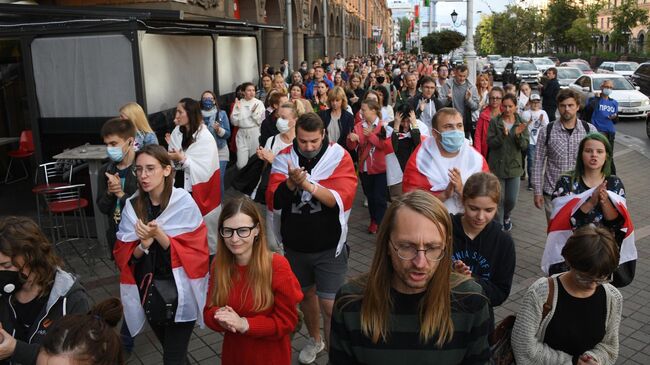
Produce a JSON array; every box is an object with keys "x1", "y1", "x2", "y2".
[
  {"x1": 566, "y1": 18, "x2": 597, "y2": 54},
  {"x1": 398, "y1": 17, "x2": 411, "y2": 48},
  {"x1": 545, "y1": 0, "x2": 580, "y2": 52},
  {"x1": 611, "y1": 0, "x2": 648, "y2": 53},
  {"x1": 475, "y1": 14, "x2": 496, "y2": 55},
  {"x1": 490, "y1": 5, "x2": 541, "y2": 55},
  {"x1": 421, "y1": 30, "x2": 465, "y2": 58}
]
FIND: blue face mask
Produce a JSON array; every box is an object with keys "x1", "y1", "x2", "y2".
[
  {"x1": 602, "y1": 88, "x2": 612, "y2": 97},
  {"x1": 434, "y1": 129, "x2": 465, "y2": 153},
  {"x1": 202, "y1": 98, "x2": 215, "y2": 110},
  {"x1": 107, "y1": 141, "x2": 130, "y2": 163}
]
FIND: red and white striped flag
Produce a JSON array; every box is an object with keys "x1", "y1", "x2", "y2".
[
  {"x1": 266, "y1": 143, "x2": 357, "y2": 256},
  {"x1": 402, "y1": 137, "x2": 489, "y2": 213},
  {"x1": 384, "y1": 124, "x2": 427, "y2": 186},
  {"x1": 114, "y1": 188, "x2": 210, "y2": 335},
  {"x1": 541, "y1": 188, "x2": 637, "y2": 275},
  {"x1": 169, "y1": 125, "x2": 221, "y2": 254}
]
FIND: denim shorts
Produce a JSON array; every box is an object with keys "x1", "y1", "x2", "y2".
[{"x1": 284, "y1": 245, "x2": 349, "y2": 300}]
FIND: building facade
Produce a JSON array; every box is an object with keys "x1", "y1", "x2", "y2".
[
  {"x1": 596, "y1": 0, "x2": 649, "y2": 53},
  {"x1": 41, "y1": 0, "x2": 392, "y2": 65}
]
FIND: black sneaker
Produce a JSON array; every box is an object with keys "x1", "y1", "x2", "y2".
[{"x1": 527, "y1": 184, "x2": 533, "y2": 191}]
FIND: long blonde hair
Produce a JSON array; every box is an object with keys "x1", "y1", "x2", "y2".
[
  {"x1": 341, "y1": 190, "x2": 468, "y2": 346},
  {"x1": 119, "y1": 102, "x2": 154, "y2": 133},
  {"x1": 211, "y1": 196, "x2": 273, "y2": 312}
]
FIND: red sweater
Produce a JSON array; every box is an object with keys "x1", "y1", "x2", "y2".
[
  {"x1": 347, "y1": 120, "x2": 390, "y2": 175},
  {"x1": 203, "y1": 254, "x2": 303, "y2": 365},
  {"x1": 474, "y1": 105, "x2": 502, "y2": 159}
]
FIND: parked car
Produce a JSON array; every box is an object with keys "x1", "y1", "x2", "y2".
[
  {"x1": 570, "y1": 58, "x2": 590, "y2": 66},
  {"x1": 560, "y1": 61, "x2": 593, "y2": 74},
  {"x1": 547, "y1": 55, "x2": 560, "y2": 66},
  {"x1": 503, "y1": 61, "x2": 541, "y2": 87},
  {"x1": 491, "y1": 59, "x2": 509, "y2": 81},
  {"x1": 543, "y1": 67, "x2": 583, "y2": 88},
  {"x1": 631, "y1": 62, "x2": 650, "y2": 96},
  {"x1": 532, "y1": 57, "x2": 555, "y2": 73},
  {"x1": 597, "y1": 61, "x2": 636, "y2": 78},
  {"x1": 487, "y1": 54, "x2": 502, "y2": 62},
  {"x1": 569, "y1": 73, "x2": 650, "y2": 119}
]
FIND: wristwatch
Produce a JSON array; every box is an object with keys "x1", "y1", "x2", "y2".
[{"x1": 138, "y1": 242, "x2": 150, "y2": 255}]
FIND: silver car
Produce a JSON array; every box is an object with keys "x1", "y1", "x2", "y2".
[{"x1": 569, "y1": 73, "x2": 650, "y2": 119}]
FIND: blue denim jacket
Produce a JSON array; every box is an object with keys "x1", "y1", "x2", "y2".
[{"x1": 204, "y1": 109, "x2": 231, "y2": 149}]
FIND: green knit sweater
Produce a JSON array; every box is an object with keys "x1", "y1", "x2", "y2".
[{"x1": 330, "y1": 279, "x2": 491, "y2": 365}]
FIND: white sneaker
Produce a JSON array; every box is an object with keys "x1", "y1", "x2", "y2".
[
  {"x1": 299, "y1": 337, "x2": 325, "y2": 364},
  {"x1": 363, "y1": 198, "x2": 368, "y2": 207}
]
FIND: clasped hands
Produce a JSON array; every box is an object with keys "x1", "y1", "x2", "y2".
[
  {"x1": 135, "y1": 219, "x2": 163, "y2": 248},
  {"x1": 286, "y1": 161, "x2": 313, "y2": 192},
  {"x1": 214, "y1": 306, "x2": 248, "y2": 334},
  {"x1": 438, "y1": 168, "x2": 463, "y2": 202},
  {"x1": 105, "y1": 172, "x2": 124, "y2": 198}
]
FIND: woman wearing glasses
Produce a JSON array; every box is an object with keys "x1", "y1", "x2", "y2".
[
  {"x1": 114, "y1": 145, "x2": 209, "y2": 365},
  {"x1": 204, "y1": 196, "x2": 303, "y2": 365},
  {"x1": 512, "y1": 226, "x2": 623, "y2": 365}
]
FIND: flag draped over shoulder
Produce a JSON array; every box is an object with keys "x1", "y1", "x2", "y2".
[
  {"x1": 541, "y1": 188, "x2": 637, "y2": 275},
  {"x1": 169, "y1": 125, "x2": 221, "y2": 254},
  {"x1": 384, "y1": 124, "x2": 426, "y2": 186},
  {"x1": 402, "y1": 137, "x2": 489, "y2": 192},
  {"x1": 266, "y1": 143, "x2": 357, "y2": 256},
  {"x1": 114, "y1": 188, "x2": 209, "y2": 336}
]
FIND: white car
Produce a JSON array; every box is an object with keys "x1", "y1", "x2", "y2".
[
  {"x1": 532, "y1": 57, "x2": 555, "y2": 73},
  {"x1": 597, "y1": 61, "x2": 637, "y2": 79},
  {"x1": 569, "y1": 73, "x2": 650, "y2": 119}
]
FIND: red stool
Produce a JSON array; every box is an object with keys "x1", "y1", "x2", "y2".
[
  {"x1": 4, "y1": 130, "x2": 34, "y2": 184},
  {"x1": 32, "y1": 161, "x2": 74, "y2": 238}
]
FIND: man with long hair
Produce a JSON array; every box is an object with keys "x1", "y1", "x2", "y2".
[{"x1": 330, "y1": 190, "x2": 491, "y2": 364}]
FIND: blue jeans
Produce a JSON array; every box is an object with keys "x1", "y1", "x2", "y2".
[
  {"x1": 496, "y1": 177, "x2": 520, "y2": 226},
  {"x1": 527, "y1": 145, "x2": 536, "y2": 186},
  {"x1": 359, "y1": 172, "x2": 387, "y2": 224},
  {"x1": 219, "y1": 160, "x2": 228, "y2": 200}
]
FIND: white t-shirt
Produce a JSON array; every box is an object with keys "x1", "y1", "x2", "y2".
[
  {"x1": 519, "y1": 109, "x2": 549, "y2": 145},
  {"x1": 264, "y1": 133, "x2": 293, "y2": 155}
]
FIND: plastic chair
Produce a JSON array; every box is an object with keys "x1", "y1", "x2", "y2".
[
  {"x1": 4, "y1": 130, "x2": 34, "y2": 184},
  {"x1": 32, "y1": 161, "x2": 74, "y2": 233},
  {"x1": 40, "y1": 184, "x2": 95, "y2": 272}
]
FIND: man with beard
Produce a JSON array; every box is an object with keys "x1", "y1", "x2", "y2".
[{"x1": 532, "y1": 88, "x2": 595, "y2": 221}]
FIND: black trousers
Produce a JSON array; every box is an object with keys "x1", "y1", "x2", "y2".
[
  {"x1": 360, "y1": 172, "x2": 387, "y2": 224},
  {"x1": 149, "y1": 320, "x2": 195, "y2": 365}
]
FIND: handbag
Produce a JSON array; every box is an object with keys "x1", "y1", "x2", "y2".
[
  {"x1": 490, "y1": 277, "x2": 555, "y2": 365},
  {"x1": 253, "y1": 136, "x2": 276, "y2": 205},
  {"x1": 231, "y1": 154, "x2": 265, "y2": 194},
  {"x1": 139, "y1": 249, "x2": 178, "y2": 326}
]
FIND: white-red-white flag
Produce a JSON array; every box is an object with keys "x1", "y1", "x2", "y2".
[
  {"x1": 266, "y1": 143, "x2": 357, "y2": 256},
  {"x1": 541, "y1": 188, "x2": 637, "y2": 275},
  {"x1": 402, "y1": 137, "x2": 489, "y2": 213},
  {"x1": 169, "y1": 125, "x2": 221, "y2": 254},
  {"x1": 114, "y1": 188, "x2": 210, "y2": 335}
]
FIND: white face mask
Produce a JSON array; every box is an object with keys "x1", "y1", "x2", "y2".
[{"x1": 276, "y1": 118, "x2": 291, "y2": 133}]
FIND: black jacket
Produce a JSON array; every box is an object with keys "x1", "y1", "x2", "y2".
[
  {"x1": 451, "y1": 214, "x2": 515, "y2": 308},
  {"x1": 388, "y1": 121, "x2": 421, "y2": 171},
  {"x1": 259, "y1": 112, "x2": 279, "y2": 147},
  {"x1": 318, "y1": 109, "x2": 355, "y2": 149},
  {"x1": 407, "y1": 93, "x2": 446, "y2": 120},
  {"x1": 542, "y1": 78, "x2": 560, "y2": 109},
  {"x1": 0, "y1": 269, "x2": 90, "y2": 365},
  {"x1": 97, "y1": 160, "x2": 138, "y2": 250}
]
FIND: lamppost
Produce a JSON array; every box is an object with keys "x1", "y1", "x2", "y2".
[
  {"x1": 621, "y1": 29, "x2": 631, "y2": 54},
  {"x1": 451, "y1": 9, "x2": 459, "y2": 26}
]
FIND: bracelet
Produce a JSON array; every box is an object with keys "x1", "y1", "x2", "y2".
[
  {"x1": 311, "y1": 183, "x2": 318, "y2": 194},
  {"x1": 138, "y1": 242, "x2": 150, "y2": 255}
]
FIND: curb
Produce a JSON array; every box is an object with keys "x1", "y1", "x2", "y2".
[{"x1": 616, "y1": 132, "x2": 650, "y2": 160}]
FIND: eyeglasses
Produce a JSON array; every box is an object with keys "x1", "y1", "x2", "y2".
[
  {"x1": 219, "y1": 224, "x2": 258, "y2": 238},
  {"x1": 390, "y1": 240, "x2": 445, "y2": 261},
  {"x1": 489, "y1": 96, "x2": 502, "y2": 100},
  {"x1": 574, "y1": 271, "x2": 613, "y2": 285},
  {"x1": 133, "y1": 165, "x2": 162, "y2": 177}
]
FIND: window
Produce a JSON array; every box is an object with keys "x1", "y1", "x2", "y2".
[
  {"x1": 601, "y1": 18, "x2": 604, "y2": 29},
  {"x1": 607, "y1": 18, "x2": 610, "y2": 28}
]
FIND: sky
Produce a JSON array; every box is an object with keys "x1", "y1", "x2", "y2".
[{"x1": 391, "y1": 0, "x2": 513, "y2": 34}]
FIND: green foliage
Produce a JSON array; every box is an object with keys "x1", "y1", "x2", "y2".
[
  {"x1": 545, "y1": 0, "x2": 581, "y2": 52},
  {"x1": 611, "y1": 0, "x2": 649, "y2": 53},
  {"x1": 490, "y1": 5, "x2": 542, "y2": 55},
  {"x1": 475, "y1": 14, "x2": 496, "y2": 54},
  {"x1": 410, "y1": 47, "x2": 419, "y2": 55},
  {"x1": 398, "y1": 17, "x2": 411, "y2": 48},
  {"x1": 421, "y1": 30, "x2": 465, "y2": 56},
  {"x1": 566, "y1": 18, "x2": 598, "y2": 53}
]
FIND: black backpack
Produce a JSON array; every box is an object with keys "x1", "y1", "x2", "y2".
[{"x1": 545, "y1": 120, "x2": 590, "y2": 146}]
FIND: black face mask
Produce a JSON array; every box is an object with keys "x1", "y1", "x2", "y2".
[
  {"x1": 376, "y1": 76, "x2": 386, "y2": 84},
  {"x1": 0, "y1": 270, "x2": 23, "y2": 295}
]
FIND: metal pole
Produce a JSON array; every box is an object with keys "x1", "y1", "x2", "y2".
[
  {"x1": 464, "y1": 0, "x2": 477, "y2": 85},
  {"x1": 430, "y1": 0, "x2": 435, "y2": 34},
  {"x1": 287, "y1": 0, "x2": 293, "y2": 71},
  {"x1": 342, "y1": 7, "x2": 346, "y2": 56},
  {"x1": 324, "y1": 0, "x2": 328, "y2": 56}
]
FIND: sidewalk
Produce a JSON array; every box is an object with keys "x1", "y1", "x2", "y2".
[{"x1": 72, "y1": 140, "x2": 650, "y2": 364}]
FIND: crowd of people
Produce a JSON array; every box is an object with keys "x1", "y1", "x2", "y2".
[{"x1": 0, "y1": 52, "x2": 637, "y2": 365}]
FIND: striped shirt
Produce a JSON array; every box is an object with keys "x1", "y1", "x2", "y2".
[
  {"x1": 330, "y1": 279, "x2": 491, "y2": 365},
  {"x1": 532, "y1": 120, "x2": 596, "y2": 196}
]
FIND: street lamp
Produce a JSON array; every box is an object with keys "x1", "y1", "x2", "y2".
[{"x1": 451, "y1": 10, "x2": 459, "y2": 26}]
